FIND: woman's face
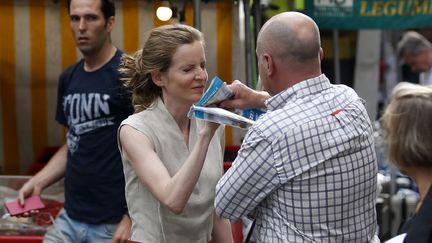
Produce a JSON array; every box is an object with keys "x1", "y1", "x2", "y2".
[{"x1": 160, "y1": 40, "x2": 208, "y2": 105}]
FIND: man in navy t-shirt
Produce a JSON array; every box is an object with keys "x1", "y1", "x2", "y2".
[{"x1": 17, "y1": 0, "x2": 133, "y2": 242}]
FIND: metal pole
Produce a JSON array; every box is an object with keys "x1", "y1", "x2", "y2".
[
  {"x1": 252, "y1": 0, "x2": 262, "y2": 40},
  {"x1": 243, "y1": 0, "x2": 253, "y2": 87},
  {"x1": 193, "y1": 0, "x2": 201, "y2": 30},
  {"x1": 332, "y1": 29, "x2": 341, "y2": 84}
]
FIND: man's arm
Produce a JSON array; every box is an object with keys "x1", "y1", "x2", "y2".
[
  {"x1": 214, "y1": 130, "x2": 279, "y2": 220},
  {"x1": 219, "y1": 80, "x2": 271, "y2": 110},
  {"x1": 18, "y1": 144, "x2": 68, "y2": 205}
]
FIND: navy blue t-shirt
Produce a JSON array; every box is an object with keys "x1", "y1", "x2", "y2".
[{"x1": 56, "y1": 50, "x2": 133, "y2": 224}]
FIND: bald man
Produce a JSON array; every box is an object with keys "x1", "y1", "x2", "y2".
[{"x1": 215, "y1": 12, "x2": 379, "y2": 242}]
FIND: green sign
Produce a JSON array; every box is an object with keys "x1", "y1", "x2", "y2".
[{"x1": 305, "y1": 0, "x2": 432, "y2": 29}]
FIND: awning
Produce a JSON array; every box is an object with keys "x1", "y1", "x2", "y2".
[{"x1": 305, "y1": 0, "x2": 432, "y2": 29}]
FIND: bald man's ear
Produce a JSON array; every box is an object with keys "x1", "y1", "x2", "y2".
[
  {"x1": 263, "y1": 54, "x2": 274, "y2": 76},
  {"x1": 319, "y1": 48, "x2": 324, "y2": 61}
]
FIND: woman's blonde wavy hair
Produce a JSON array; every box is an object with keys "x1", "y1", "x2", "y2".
[
  {"x1": 119, "y1": 24, "x2": 204, "y2": 112},
  {"x1": 381, "y1": 82, "x2": 432, "y2": 169}
]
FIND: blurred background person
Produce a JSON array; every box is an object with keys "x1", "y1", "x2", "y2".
[
  {"x1": 17, "y1": 0, "x2": 132, "y2": 242},
  {"x1": 382, "y1": 82, "x2": 432, "y2": 243},
  {"x1": 397, "y1": 31, "x2": 432, "y2": 85}
]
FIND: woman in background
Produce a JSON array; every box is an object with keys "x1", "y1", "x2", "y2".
[
  {"x1": 117, "y1": 24, "x2": 232, "y2": 243},
  {"x1": 382, "y1": 82, "x2": 432, "y2": 243}
]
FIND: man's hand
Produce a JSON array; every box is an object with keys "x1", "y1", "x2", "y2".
[
  {"x1": 15, "y1": 179, "x2": 42, "y2": 217},
  {"x1": 219, "y1": 80, "x2": 270, "y2": 110},
  {"x1": 111, "y1": 214, "x2": 131, "y2": 243}
]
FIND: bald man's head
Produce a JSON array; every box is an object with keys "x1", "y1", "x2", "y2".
[{"x1": 257, "y1": 12, "x2": 321, "y2": 65}]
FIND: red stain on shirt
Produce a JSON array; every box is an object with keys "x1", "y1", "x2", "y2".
[{"x1": 330, "y1": 109, "x2": 342, "y2": 116}]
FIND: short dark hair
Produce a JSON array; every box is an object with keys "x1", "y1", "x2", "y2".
[{"x1": 66, "y1": 0, "x2": 115, "y2": 21}]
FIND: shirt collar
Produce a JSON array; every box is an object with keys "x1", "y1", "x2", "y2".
[{"x1": 265, "y1": 74, "x2": 332, "y2": 111}]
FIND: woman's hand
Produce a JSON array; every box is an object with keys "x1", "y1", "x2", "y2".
[
  {"x1": 111, "y1": 214, "x2": 131, "y2": 243},
  {"x1": 200, "y1": 121, "x2": 220, "y2": 137}
]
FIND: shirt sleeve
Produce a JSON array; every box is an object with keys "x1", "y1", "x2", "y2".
[{"x1": 215, "y1": 127, "x2": 280, "y2": 221}]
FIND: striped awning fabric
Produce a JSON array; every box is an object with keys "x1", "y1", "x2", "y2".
[{"x1": 0, "y1": 0, "x2": 242, "y2": 174}]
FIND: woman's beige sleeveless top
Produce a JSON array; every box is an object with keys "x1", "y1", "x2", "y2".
[{"x1": 118, "y1": 98, "x2": 224, "y2": 243}]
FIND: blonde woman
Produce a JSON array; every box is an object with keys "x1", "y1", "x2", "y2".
[
  {"x1": 117, "y1": 24, "x2": 233, "y2": 243},
  {"x1": 382, "y1": 82, "x2": 432, "y2": 243}
]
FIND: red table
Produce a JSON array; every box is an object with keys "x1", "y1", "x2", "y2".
[{"x1": 0, "y1": 235, "x2": 43, "y2": 243}]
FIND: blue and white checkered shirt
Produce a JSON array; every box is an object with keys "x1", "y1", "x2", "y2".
[{"x1": 215, "y1": 74, "x2": 378, "y2": 242}]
